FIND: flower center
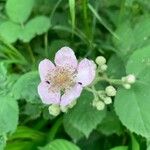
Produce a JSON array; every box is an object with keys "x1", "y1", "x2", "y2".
[{"x1": 47, "y1": 67, "x2": 76, "y2": 92}]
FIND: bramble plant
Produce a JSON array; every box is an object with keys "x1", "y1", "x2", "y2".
[{"x1": 0, "y1": 0, "x2": 150, "y2": 150}]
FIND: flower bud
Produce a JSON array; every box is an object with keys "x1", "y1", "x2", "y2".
[
  {"x1": 100, "y1": 64, "x2": 107, "y2": 72},
  {"x1": 121, "y1": 77, "x2": 126, "y2": 82},
  {"x1": 68, "y1": 100, "x2": 77, "y2": 108},
  {"x1": 48, "y1": 104, "x2": 60, "y2": 116},
  {"x1": 95, "y1": 56, "x2": 106, "y2": 66},
  {"x1": 105, "y1": 86, "x2": 116, "y2": 97},
  {"x1": 123, "y1": 83, "x2": 131, "y2": 89},
  {"x1": 104, "y1": 97, "x2": 112, "y2": 104},
  {"x1": 92, "y1": 99, "x2": 98, "y2": 107},
  {"x1": 95, "y1": 101, "x2": 105, "y2": 110},
  {"x1": 60, "y1": 106, "x2": 68, "y2": 113},
  {"x1": 126, "y1": 74, "x2": 136, "y2": 84}
]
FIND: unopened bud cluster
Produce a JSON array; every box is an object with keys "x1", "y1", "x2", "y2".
[
  {"x1": 95, "y1": 56, "x2": 107, "y2": 72},
  {"x1": 92, "y1": 85, "x2": 116, "y2": 111},
  {"x1": 48, "y1": 100, "x2": 77, "y2": 116},
  {"x1": 121, "y1": 74, "x2": 136, "y2": 89}
]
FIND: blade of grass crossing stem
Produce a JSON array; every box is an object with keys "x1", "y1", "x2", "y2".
[
  {"x1": 88, "y1": 4, "x2": 119, "y2": 40},
  {"x1": 69, "y1": 0, "x2": 75, "y2": 33},
  {"x1": 50, "y1": 0, "x2": 62, "y2": 22},
  {"x1": 83, "y1": 0, "x2": 90, "y2": 39}
]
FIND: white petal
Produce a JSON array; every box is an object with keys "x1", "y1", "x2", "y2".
[
  {"x1": 77, "y1": 58, "x2": 96, "y2": 87},
  {"x1": 55, "y1": 47, "x2": 78, "y2": 70},
  {"x1": 60, "y1": 83, "x2": 83, "y2": 106},
  {"x1": 39, "y1": 59, "x2": 55, "y2": 81},
  {"x1": 38, "y1": 82, "x2": 60, "y2": 105}
]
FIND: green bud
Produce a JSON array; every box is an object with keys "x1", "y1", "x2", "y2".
[
  {"x1": 60, "y1": 105, "x2": 68, "y2": 113},
  {"x1": 95, "y1": 56, "x2": 106, "y2": 66},
  {"x1": 99, "y1": 64, "x2": 107, "y2": 72},
  {"x1": 123, "y1": 83, "x2": 131, "y2": 89},
  {"x1": 105, "y1": 85, "x2": 116, "y2": 97},
  {"x1": 48, "y1": 104, "x2": 60, "y2": 116},
  {"x1": 126, "y1": 74, "x2": 136, "y2": 84},
  {"x1": 104, "y1": 97, "x2": 112, "y2": 104},
  {"x1": 95, "y1": 101, "x2": 105, "y2": 110}
]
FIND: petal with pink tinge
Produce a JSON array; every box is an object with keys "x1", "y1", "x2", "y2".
[
  {"x1": 38, "y1": 82, "x2": 60, "y2": 104},
  {"x1": 60, "y1": 83, "x2": 83, "y2": 106},
  {"x1": 39, "y1": 59, "x2": 55, "y2": 81},
  {"x1": 77, "y1": 58, "x2": 96, "y2": 87},
  {"x1": 55, "y1": 47, "x2": 78, "y2": 70}
]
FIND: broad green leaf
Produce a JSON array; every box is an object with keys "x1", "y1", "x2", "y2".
[
  {"x1": 110, "y1": 146, "x2": 128, "y2": 150},
  {"x1": 107, "y1": 54, "x2": 126, "y2": 78},
  {"x1": 115, "y1": 45, "x2": 150, "y2": 138},
  {"x1": 98, "y1": 112, "x2": 123, "y2": 136},
  {"x1": 0, "y1": 95, "x2": 18, "y2": 134},
  {"x1": 39, "y1": 139, "x2": 80, "y2": 150},
  {"x1": 23, "y1": 103, "x2": 42, "y2": 119},
  {"x1": 0, "y1": 134, "x2": 6, "y2": 150},
  {"x1": 19, "y1": 16, "x2": 51, "y2": 42},
  {"x1": 133, "y1": 16, "x2": 150, "y2": 48},
  {"x1": 5, "y1": 141, "x2": 36, "y2": 150},
  {"x1": 63, "y1": 120, "x2": 84, "y2": 142},
  {"x1": 0, "y1": 21, "x2": 21, "y2": 43},
  {"x1": 12, "y1": 71, "x2": 40, "y2": 103},
  {"x1": 113, "y1": 21, "x2": 135, "y2": 61},
  {"x1": 9, "y1": 126, "x2": 46, "y2": 143},
  {"x1": 6, "y1": 0, "x2": 35, "y2": 23},
  {"x1": 64, "y1": 90, "x2": 106, "y2": 137}
]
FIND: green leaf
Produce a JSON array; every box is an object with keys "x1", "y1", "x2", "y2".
[
  {"x1": 130, "y1": 133, "x2": 140, "y2": 150},
  {"x1": 147, "y1": 139, "x2": 150, "y2": 150},
  {"x1": 63, "y1": 120, "x2": 84, "y2": 142},
  {"x1": 12, "y1": 71, "x2": 40, "y2": 103},
  {"x1": 0, "y1": 134, "x2": 6, "y2": 150},
  {"x1": 63, "y1": 90, "x2": 106, "y2": 137},
  {"x1": 133, "y1": 16, "x2": 150, "y2": 48},
  {"x1": 107, "y1": 54, "x2": 126, "y2": 78},
  {"x1": 115, "y1": 45, "x2": 150, "y2": 138},
  {"x1": 113, "y1": 21, "x2": 135, "y2": 61},
  {"x1": 97, "y1": 112, "x2": 123, "y2": 136},
  {"x1": 5, "y1": 141, "x2": 36, "y2": 150},
  {"x1": 39, "y1": 139, "x2": 80, "y2": 150},
  {"x1": 0, "y1": 95, "x2": 18, "y2": 134},
  {"x1": 9, "y1": 126, "x2": 46, "y2": 143},
  {"x1": 110, "y1": 146, "x2": 128, "y2": 150},
  {"x1": 6, "y1": 0, "x2": 35, "y2": 23},
  {"x1": 0, "y1": 21, "x2": 21, "y2": 43},
  {"x1": 20, "y1": 16, "x2": 51, "y2": 42},
  {"x1": 23, "y1": 103, "x2": 42, "y2": 119}
]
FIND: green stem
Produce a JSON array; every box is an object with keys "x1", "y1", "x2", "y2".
[
  {"x1": 44, "y1": 33, "x2": 48, "y2": 57},
  {"x1": 26, "y1": 43, "x2": 35, "y2": 63},
  {"x1": 0, "y1": 36, "x2": 27, "y2": 65},
  {"x1": 47, "y1": 116, "x2": 63, "y2": 142},
  {"x1": 98, "y1": 77, "x2": 123, "y2": 85}
]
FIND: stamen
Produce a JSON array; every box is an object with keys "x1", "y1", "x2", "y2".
[{"x1": 46, "y1": 66, "x2": 76, "y2": 92}]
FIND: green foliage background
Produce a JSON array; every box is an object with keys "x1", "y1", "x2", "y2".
[{"x1": 0, "y1": 0, "x2": 150, "y2": 149}]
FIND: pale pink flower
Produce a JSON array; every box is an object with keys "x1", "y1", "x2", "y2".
[{"x1": 38, "y1": 47, "x2": 96, "y2": 106}]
